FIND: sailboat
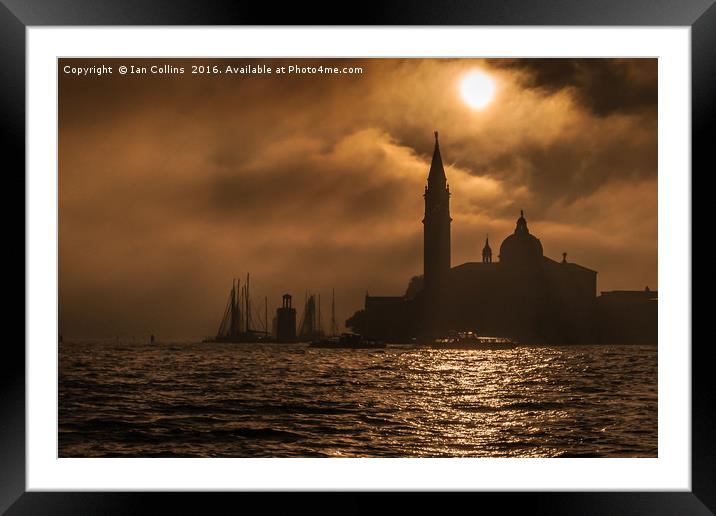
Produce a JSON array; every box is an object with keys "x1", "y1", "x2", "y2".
[
  {"x1": 297, "y1": 292, "x2": 324, "y2": 341},
  {"x1": 309, "y1": 289, "x2": 386, "y2": 349},
  {"x1": 203, "y1": 274, "x2": 271, "y2": 343}
]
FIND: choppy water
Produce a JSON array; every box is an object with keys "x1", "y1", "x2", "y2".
[{"x1": 59, "y1": 342, "x2": 657, "y2": 457}]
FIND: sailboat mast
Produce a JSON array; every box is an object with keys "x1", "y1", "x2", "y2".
[
  {"x1": 230, "y1": 279, "x2": 236, "y2": 336},
  {"x1": 310, "y1": 294, "x2": 314, "y2": 335},
  {"x1": 318, "y1": 294, "x2": 322, "y2": 335},
  {"x1": 331, "y1": 288, "x2": 336, "y2": 337},
  {"x1": 246, "y1": 273, "x2": 250, "y2": 333},
  {"x1": 265, "y1": 296, "x2": 268, "y2": 334},
  {"x1": 235, "y1": 278, "x2": 240, "y2": 335},
  {"x1": 240, "y1": 285, "x2": 245, "y2": 333},
  {"x1": 305, "y1": 291, "x2": 310, "y2": 335},
  {"x1": 236, "y1": 278, "x2": 241, "y2": 333}
]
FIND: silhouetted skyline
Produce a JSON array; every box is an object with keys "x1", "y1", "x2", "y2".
[
  {"x1": 59, "y1": 58, "x2": 657, "y2": 339},
  {"x1": 356, "y1": 133, "x2": 655, "y2": 345}
]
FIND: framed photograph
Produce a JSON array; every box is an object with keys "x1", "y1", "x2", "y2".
[{"x1": 7, "y1": 0, "x2": 710, "y2": 513}]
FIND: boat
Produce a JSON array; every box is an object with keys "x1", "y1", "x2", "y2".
[
  {"x1": 203, "y1": 274, "x2": 272, "y2": 343},
  {"x1": 297, "y1": 292, "x2": 324, "y2": 342},
  {"x1": 309, "y1": 333, "x2": 386, "y2": 349},
  {"x1": 306, "y1": 290, "x2": 387, "y2": 348},
  {"x1": 431, "y1": 330, "x2": 516, "y2": 350}
]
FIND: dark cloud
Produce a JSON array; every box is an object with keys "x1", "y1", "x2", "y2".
[{"x1": 492, "y1": 58, "x2": 657, "y2": 117}]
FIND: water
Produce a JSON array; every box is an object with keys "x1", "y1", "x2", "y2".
[{"x1": 59, "y1": 342, "x2": 657, "y2": 457}]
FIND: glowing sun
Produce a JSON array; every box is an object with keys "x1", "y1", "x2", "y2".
[{"x1": 460, "y1": 70, "x2": 496, "y2": 109}]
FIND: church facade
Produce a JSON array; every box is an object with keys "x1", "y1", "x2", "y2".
[{"x1": 358, "y1": 132, "x2": 656, "y2": 345}]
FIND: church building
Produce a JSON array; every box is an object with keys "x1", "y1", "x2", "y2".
[{"x1": 359, "y1": 132, "x2": 655, "y2": 344}]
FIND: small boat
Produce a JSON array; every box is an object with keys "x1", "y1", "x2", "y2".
[
  {"x1": 309, "y1": 333, "x2": 386, "y2": 349},
  {"x1": 432, "y1": 330, "x2": 516, "y2": 350}
]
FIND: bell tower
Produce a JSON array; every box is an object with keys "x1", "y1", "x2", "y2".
[
  {"x1": 423, "y1": 131, "x2": 452, "y2": 300},
  {"x1": 482, "y1": 236, "x2": 492, "y2": 263}
]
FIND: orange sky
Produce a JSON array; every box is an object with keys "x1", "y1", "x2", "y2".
[{"x1": 59, "y1": 58, "x2": 657, "y2": 339}]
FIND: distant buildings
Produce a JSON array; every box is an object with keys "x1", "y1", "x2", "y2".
[
  {"x1": 596, "y1": 288, "x2": 658, "y2": 344},
  {"x1": 354, "y1": 132, "x2": 657, "y2": 345}
]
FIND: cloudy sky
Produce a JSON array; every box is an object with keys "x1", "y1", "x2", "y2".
[{"x1": 59, "y1": 58, "x2": 657, "y2": 339}]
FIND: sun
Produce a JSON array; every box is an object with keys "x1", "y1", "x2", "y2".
[{"x1": 460, "y1": 70, "x2": 496, "y2": 109}]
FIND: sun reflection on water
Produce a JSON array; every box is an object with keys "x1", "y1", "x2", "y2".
[{"x1": 59, "y1": 342, "x2": 657, "y2": 458}]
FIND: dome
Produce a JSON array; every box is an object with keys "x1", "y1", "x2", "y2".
[{"x1": 499, "y1": 210, "x2": 543, "y2": 264}]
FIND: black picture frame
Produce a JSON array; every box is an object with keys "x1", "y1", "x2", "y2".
[{"x1": 4, "y1": 1, "x2": 710, "y2": 513}]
